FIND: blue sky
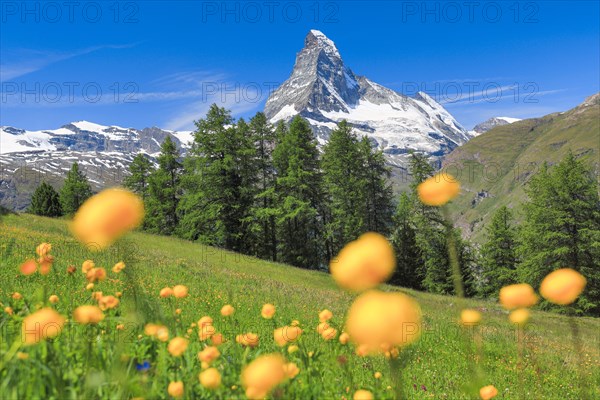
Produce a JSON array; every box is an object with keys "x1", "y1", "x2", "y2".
[{"x1": 1, "y1": 1, "x2": 599, "y2": 131}]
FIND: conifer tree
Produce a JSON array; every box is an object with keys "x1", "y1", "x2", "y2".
[
  {"x1": 389, "y1": 192, "x2": 423, "y2": 289},
  {"x1": 146, "y1": 136, "x2": 182, "y2": 235},
  {"x1": 272, "y1": 115, "x2": 324, "y2": 269},
  {"x1": 480, "y1": 206, "x2": 518, "y2": 296},
  {"x1": 124, "y1": 153, "x2": 154, "y2": 201},
  {"x1": 60, "y1": 162, "x2": 92, "y2": 215},
  {"x1": 29, "y1": 181, "x2": 63, "y2": 217},
  {"x1": 519, "y1": 152, "x2": 600, "y2": 315}
]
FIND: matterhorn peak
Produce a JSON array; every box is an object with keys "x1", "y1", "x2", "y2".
[{"x1": 305, "y1": 29, "x2": 341, "y2": 59}]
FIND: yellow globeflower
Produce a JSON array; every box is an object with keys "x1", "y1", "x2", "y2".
[
  {"x1": 160, "y1": 287, "x2": 173, "y2": 298},
  {"x1": 346, "y1": 290, "x2": 421, "y2": 355},
  {"x1": 330, "y1": 232, "x2": 395, "y2": 292},
  {"x1": 211, "y1": 333, "x2": 225, "y2": 346},
  {"x1": 73, "y1": 305, "x2": 105, "y2": 324},
  {"x1": 261, "y1": 303, "x2": 276, "y2": 319},
  {"x1": 82, "y1": 260, "x2": 95, "y2": 274},
  {"x1": 319, "y1": 309, "x2": 333, "y2": 322},
  {"x1": 21, "y1": 308, "x2": 65, "y2": 345},
  {"x1": 70, "y1": 188, "x2": 144, "y2": 250},
  {"x1": 199, "y1": 368, "x2": 221, "y2": 389},
  {"x1": 20, "y1": 259, "x2": 37, "y2": 275},
  {"x1": 220, "y1": 304, "x2": 235, "y2": 316},
  {"x1": 168, "y1": 381, "x2": 184, "y2": 398},
  {"x1": 284, "y1": 362, "x2": 300, "y2": 379},
  {"x1": 460, "y1": 309, "x2": 482, "y2": 326},
  {"x1": 236, "y1": 332, "x2": 259, "y2": 348},
  {"x1": 540, "y1": 268, "x2": 587, "y2": 305},
  {"x1": 353, "y1": 390, "x2": 374, "y2": 400},
  {"x1": 168, "y1": 337, "x2": 189, "y2": 357},
  {"x1": 417, "y1": 173, "x2": 460, "y2": 206},
  {"x1": 339, "y1": 332, "x2": 350, "y2": 345},
  {"x1": 36, "y1": 242, "x2": 52, "y2": 257},
  {"x1": 173, "y1": 285, "x2": 188, "y2": 298},
  {"x1": 274, "y1": 326, "x2": 302, "y2": 346},
  {"x1": 49, "y1": 295, "x2": 59, "y2": 304},
  {"x1": 112, "y1": 262, "x2": 125, "y2": 273},
  {"x1": 98, "y1": 295, "x2": 120, "y2": 310},
  {"x1": 499, "y1": 284, "x2": 538, "y2": 310},
  {"x1": 198, "y1": 346, "x2": 221, "y2": 364},
  {"x1": 479, "y1": 385, "x2": 498, "y2": 399},
  {"x1": 242, "y1": 354, "x2": 286, "y2": 400},
  {"x1": 509, "y1": 308, "x2": 530, "y2": 325}
]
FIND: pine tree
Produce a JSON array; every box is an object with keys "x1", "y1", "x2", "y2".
[
  {"x1": 29, "y1": 181, "x2": 63, "y2": 217},
  {"x1": 177, "y1": 105, "x2": 256, "y2": 252},
  {"x1": 124, "y1": 153, "x2": 154, "y2": 201},
  {"x1": 479, "y1": 206, "x2": 518, "y2": 296},
  {"x1": 519, "y1": 152, "x2": 600, "y2": 315},
  {"x1": 247, "y1": 112, "x2": 279, "y2": 260},
  {"x1": 321, "y1": 120, "x2": 365, "y2": 255},
  {"x1": 60, "y1": 162, "x2": 92, "y2": 215},
  {"x1": 273, "y1": 115, "x2": 324, "y2": 269},
  {"x1": 146, "y1": 136, "x2": 182, "y2": 235},
  {"x1": 358, "y1": 136, "x2": 394, "y2": 234},
  {"x1": 389, "y1": 192, "x2": 423, "y2": 289}
]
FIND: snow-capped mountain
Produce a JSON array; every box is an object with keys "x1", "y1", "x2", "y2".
[
  {"x1": 470, "y1": 117, "x2": 522, "y2": 136},
  {"x1": 264, "y1": 30, "x2": 471, "y2": 167},
  {"x1": 0, "y1": 121, "x2": 192, "y2": 211}
]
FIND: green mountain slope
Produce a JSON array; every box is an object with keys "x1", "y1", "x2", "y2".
[{"x1": 444, "y1": 93, "x2": 600, "y2": 242}]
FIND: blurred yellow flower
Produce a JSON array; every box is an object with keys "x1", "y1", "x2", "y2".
[
  {"x1": 82, "y1": 260, "x2": 95, "y2": 274},
  {"x1": 73, "y1": 305, "x2": 105, "y2": 324},
  {"x1": 168, "y1": 337, "x2": 189, "y2": 357},
  {"x1": 242, "y1": 354, "x2": 286, "y2": 399},
  {"x1": 98, "y1": 295, "x2": 119, "y2": 310},
  {"x1": 319, "y1": 309, "x2": 333, "y2": 322},
  {"x1": 346, "y1": 290, "x2": 421, "y2": 355},
  {"x1": 167, "y1": 381, "x2": 184, "y2": 398},
  {"x1": 540, "y1": 268, "x2": 586, "y2": 305},
  {"x1": 173, "y1": 285, "x2": 188, "y2": 298},
  {"x1": 460, "y1": 309, "x2": 482, "y2": 326},
  {"x1": 479, "y1": 385, "x2": 498, "y2": 399},
  {"x1": 12, "y1": 292, "x2": 22, "y2": 300},
  {"x1": 417, "y1": 173, "x2": 460, "y2": 206},
  {"x1": 287, "y1": 345, "x2": 299, "y2": 354},
  {"x1": 261, "y1": 303, "x2": 276, "y2": 319},
  {"x1": 499, "y1": 284, "x2": 538, "y2": 310},
  {"x1": 220, "y1": 304, "x2": 235, "y2": 316},
  {"x1": 86, "y1": 267, "x2": 107, "y2": 283},
  {"x1": 198, "y1": 346, "x2": 220, "y2": 364},
  {"x1": 160, "y1": 287, "x2": 173, "y2": 298},
  {"x1": 330, "y1": 232, "x2": 395, "y2": 292},
  {"x1": 374, "y1": 371, "x2": 382, "y2": 379},
  {"x1": 112, "y1": 262, "x2": 125, "y2": 273},
  {"x1": 36, "y1": 242, "x2": 51, "y2": 257},
  {"x1": 70, "y1": 188, "x2": 144, "y2": 250},
  {"x1": 274, "y1": 326, "x2": 302, "y2": 347},
  {"x1": 509, "y1": 308, "x2": 530, "y2": 325},
  {"x1": 20, "y1": 259, "x2": 37, "y2": 276},
  {"x1": 21, "y1": 308, "x2": 65, "y2": 345},
  {"x1": 321, "y1": 326, "x2": 338, "y2": 341},
  {"x1": 284, "y1": 362, "x2": 300, "y2": 379},
  {"x1": 353, "y1": 389, "x2": 374, "y2": 400},
  {"x1": 339, "y1": 332, "x2": 350, "y2": 345},
  {"x1": 211, "y1": 333, "x2": 225, "y2": 346},
  {"x1": 236, "y1": 332, "x2": 259, "y2": 348},
  {"x1": 49, "y1": 295, "x2": 59, "y2": 304},
  {"x1": 199, "y1": 368, "x2": 221, "y2": 389}
]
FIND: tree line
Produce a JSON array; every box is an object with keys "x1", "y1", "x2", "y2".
[{"x1": 28, "y1": 105, "x2": 600, "y2": 316}]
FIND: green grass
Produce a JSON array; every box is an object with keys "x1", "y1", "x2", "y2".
[
  {"x1": 1, "y1": 214, "x2": 599, "y2": 399},
  {"x1": 444, "y1": 98, "x2": 600, "y2": 242}
]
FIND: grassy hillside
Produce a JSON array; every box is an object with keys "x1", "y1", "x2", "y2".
[
  {"x1": 0, "y1": 214, "x2": 598, "y2": 399},
  {"x1": 444, "y1": 93, "x2": 600, "y2": 242}
]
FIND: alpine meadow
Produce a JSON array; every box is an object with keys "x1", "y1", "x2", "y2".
[{"x1": 1, "y1": 3, "x2": 600, "y2": 400}]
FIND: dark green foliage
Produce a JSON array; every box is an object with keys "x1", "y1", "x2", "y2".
[
  {"x1": 518, "y1": 152, "x2": 600, "y2": 315},
  {"x1": 479, "y1": 206, "x2": 518, "y2": 297},
  {"x1": 60, "y1": 162, "x2": 92, "y2": 215},
  {"x1": 29, "y1": 181, "x2": 63, "y2": 217},
  {"x1": 272, "y1": 116, "x2": 324, "y2": 268},
  {"x1": 389, "y1": 193, "x2": 423, "y2": 289},
  {"x1": 124, "y1": 153, "x2": 154, "y2": 201},
  {"x1": 145, "y1": 136, "x2": 182, "y2": 235}
]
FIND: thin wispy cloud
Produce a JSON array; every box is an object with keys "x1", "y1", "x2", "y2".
[{"x1": 0, "y1": 43, "x2": 139, "y2": 81}]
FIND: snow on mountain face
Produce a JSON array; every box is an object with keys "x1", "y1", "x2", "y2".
[
  {"x1": 0, "y1": 122, "x2": 192, "y2": 211},
  {"x1": 470, "y1": 116, "x2": 522, "y2": 136},
  {"x1": 0, "y1": 121, "x2": 191, "y2": 155},
  {"x1": 264, "y1": 30, "x2": 471, "y2": 167}
]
